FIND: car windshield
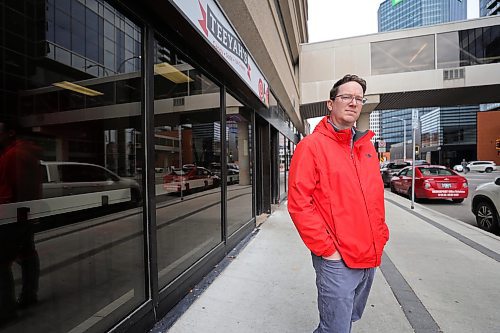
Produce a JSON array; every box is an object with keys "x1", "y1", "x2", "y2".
[{"x1": 418, "y1": 167, "x2": 454, "y2": 176}]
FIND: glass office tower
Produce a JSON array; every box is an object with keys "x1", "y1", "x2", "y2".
[
  {"x1": 378, "y1": 0, "x2": 467, "y2": 32},
  {"x1": 481, "y1": 0, "x2": 500, "y2": 16}
]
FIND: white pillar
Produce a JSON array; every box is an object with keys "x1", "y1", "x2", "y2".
[{"x1": 237, "y1": 121, "x2": 251, "y2": 185}]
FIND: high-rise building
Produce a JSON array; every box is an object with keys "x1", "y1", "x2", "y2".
[
  {"x1": 378, "y1": 0, "x2": 467, "y2": 32},
  {"x1": 480, "y1": 0, "x2": 500, "y2": 16},
  {"x1": 377, "y1": 0, "x2": 478, "y2": 165},
  {"x1": 369, "y1": 110, "x2": 381, "y2": 143}
]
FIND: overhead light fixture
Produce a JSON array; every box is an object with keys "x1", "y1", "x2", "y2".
[
  {"x1": 154, "y1": 63, "x2": 193, "y2": 83},
  {"x1": 53, "y1": 81, "x2": 104, "y2": 96},
  {"x1": 409, "y1": 43, "x2": 427, "y2": 64}
]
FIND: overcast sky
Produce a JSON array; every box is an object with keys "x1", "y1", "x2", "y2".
[{"x1": 306, "y1": 0, "x2": 480, "y2": 130}]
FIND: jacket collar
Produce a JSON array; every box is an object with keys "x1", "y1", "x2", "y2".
[{"x1": 314, "y1": 116, "x2": 373, "y2": 144}]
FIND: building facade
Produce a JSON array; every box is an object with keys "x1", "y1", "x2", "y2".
[
  {"x1": 476, "y1": 109, "x2": 500, "y2": 164},
  {"x1": 481, "y1": 0, "x2": 500, "y2": 16},
  {"x1": 378, "y1": 0, "x2": 467, "y2": 32},
  {"x1": 369, "y1": 110, "x2": 381, "y2": 143},
  {"x1": 0, "y1": 0, "x2": 306, "y2": 332},
  {"x1": 420, "y1": 105, "x2": 479, "y2": 166}
]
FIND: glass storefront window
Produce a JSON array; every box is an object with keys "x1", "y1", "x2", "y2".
[
  {"x1": 371, "y1": 35, "x2": 435, "y2": 75},
  {"x1": 0, "y1": 1, "x2": 146, "y2": 332},
  {"x1": 153, "y1": 36, "x2": 222, "y2": 288},
  {"x1": 279, "y1": 133, "x2": 286, "y2": 198},
  {"x1": 225, "y1": 93, "x2": 253, "y2": 236}
]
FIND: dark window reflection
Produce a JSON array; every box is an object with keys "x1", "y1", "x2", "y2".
[
  {"x1": 437, "y1": 24, "x2": 500, "y2": 68},
  {"x1": 0, "y1": 1, "x2": 146, "y2": 331},
  {"x1": 153, "y1": 36, "x2": 222, "y2": 288},
  {"x1": 225, "y1": 93, "x2": 253, "y2": 236},
  {"x1": 279, "y1": 134, "x2": 286, "y2": 198}
]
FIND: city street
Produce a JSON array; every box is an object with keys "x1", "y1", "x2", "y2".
[{"x1": 386, "y1": 171, "x2": 500, "y2": 231}]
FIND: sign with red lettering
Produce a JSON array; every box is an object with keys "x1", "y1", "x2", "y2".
[{"x1": 172, "y1": 0, "x2": 270, "y2": 107}]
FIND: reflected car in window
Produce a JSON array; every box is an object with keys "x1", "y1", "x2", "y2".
[
  {"x1": 41, "y1": 161, "x2": 141, "y2": 206},
  {"x1": 163, "y1": 166, "x2": 220, "y2": 193},
  {"x1": 1, "y1": 162, "x2": 141, "y2": 226},
  {"x1": 209, "y1": 162, "x2": 240, "y2": 184},
  {"x1": 390, "y1": 165, "x2": 468, "y2": 203}
]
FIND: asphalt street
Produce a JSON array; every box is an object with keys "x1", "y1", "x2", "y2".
[{"x1": 386, "y1": 171, "x2": 500, "y2": 230}]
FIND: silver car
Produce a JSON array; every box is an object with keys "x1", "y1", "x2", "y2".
[
  {"x1": 465, "y1": 161, "x2": 497, "y2": 173},
  {"x1": 471, "y1": 177, "x2": 500, "y2": 233},
  {"x1": 41, "y1": 161, "x2": 141, "y2": 203}
]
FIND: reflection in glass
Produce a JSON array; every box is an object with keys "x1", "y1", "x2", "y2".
[
  {"x1": 153, "y1": 36, "x2": 222, "y2": 288},
  {"x1": 437, "y1": 25, "x2": 500, "y2": 68},
  {"x1": 371, "y1": 35, "x2": 435, "y2": 75},
  {"x1": 279, "y1": 134, "x2": 286, "y2": 198},
  {"x1": 226, "y1": 93, "x2": 253, "y2": 236},
  {"x1": 0, "y1": 1, "x2": 145, "y2": 331}
]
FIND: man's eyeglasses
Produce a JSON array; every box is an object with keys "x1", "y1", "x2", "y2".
[{"x1": 334, "y1": 94, "x2": 367, "y2": 105}]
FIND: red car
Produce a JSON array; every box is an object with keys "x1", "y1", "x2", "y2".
[{"x1": 390, "y1": 165, "x2": 468, "y2": 203}]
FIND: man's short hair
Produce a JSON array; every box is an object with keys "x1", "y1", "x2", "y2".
[{"x1": 329, "y1": 74, "x2": 367, "y2": 100}]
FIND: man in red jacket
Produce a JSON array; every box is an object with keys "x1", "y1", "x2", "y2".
[
  {"x1": 0, "y1": 120, "x2": 41, "y2": 325},
  {"x1": 288, "y1": 74, "x2": 389, "y2": 333}
]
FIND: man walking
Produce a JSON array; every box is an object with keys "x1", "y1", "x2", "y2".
[{"x1": 288, "y1": 74, "x2": 389, "y2": 333}]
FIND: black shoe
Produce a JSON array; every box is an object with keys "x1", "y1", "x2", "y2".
[{"x1": 17, "y1": 294, "x2": 38, "y2": 309}]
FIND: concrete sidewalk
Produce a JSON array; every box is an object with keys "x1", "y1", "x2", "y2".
[{"x1": 155, "y1": 191, "x2": 500, "y2": 333}]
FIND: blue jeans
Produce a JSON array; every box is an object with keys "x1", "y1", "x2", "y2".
[{"x1": 311, "y1": 253, "x2": 375, "y2": 333}]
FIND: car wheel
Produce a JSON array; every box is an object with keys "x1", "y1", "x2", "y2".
[
  {"x1": 452, "y1": 198, "x2": 464, "y2": 203},
  {"x1": 485, "y1": 167, "x2": 493, "y2": 173},
  {"x1": 475, "y1": 201, "x2": 499, "y2": 232},
  {"x1": 390, "y1": 183, "x2": 396, "y2": 193}
]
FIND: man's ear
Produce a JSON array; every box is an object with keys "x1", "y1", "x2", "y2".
[{"x1": 326, "y1": 99, "x2": 334, "y2": 112}]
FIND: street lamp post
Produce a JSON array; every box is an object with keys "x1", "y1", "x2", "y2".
[
  {"x1": 392, "y1": 117, "x2": 406, "y2": 160},
  {"x1": 117, "y1": 55, "x2": 141, "y2": 73}
]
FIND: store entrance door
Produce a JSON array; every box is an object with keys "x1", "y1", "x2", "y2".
[{"x1": 255, "y1": 117, "x2": 271, "y2": 214}]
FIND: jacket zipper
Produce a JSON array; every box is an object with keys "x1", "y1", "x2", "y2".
[{"x1": 351, "y1": 140, "x2": 378, "y2": 263}]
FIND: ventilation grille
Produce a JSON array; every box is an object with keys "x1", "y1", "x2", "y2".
[
  {"x1": 443, "y1": 68, "x2": 465, "y2": 80},
  {"x1": 173, "y1": 97, "x2": 185, "y2": 106}
]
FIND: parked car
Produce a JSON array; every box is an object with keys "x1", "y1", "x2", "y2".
[
  {"x1": 209, "y1": 162, "x2": 240, "y2": 184},
  {"x1": 390, "y1": 165, "x2": 468, "y2": 203},
  {"x1": 163, "y1": 166, "x2": 220, "y2": 193},
  {"x1": 465, "y1": 161, "x2": 497, "y2": 173},
  {"x1": 471, "y1": 177, "x2": 500, "y2": 232},
  {"x1": 409, "y1": 159, "x2": 430, "y2": 166},
  {"x1": 453, "y1": 164, "x2": 464, "y2": 172},
  {"x1": 381, "y1": 161, "x2": 410, "y2": 187},
  {"x1": 1, "y1": 161, "x2": 141, "y2": 225},
  {"x1": 40, "y1": 161, "x2": 141, "y2": 203}
]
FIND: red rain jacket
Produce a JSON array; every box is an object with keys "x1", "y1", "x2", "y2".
[{"x1": 288, "y1": 116, "x2": 389, "y2": 268}]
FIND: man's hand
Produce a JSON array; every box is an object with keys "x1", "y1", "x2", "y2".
[{"x1": 322, "y1": 251, "x2": 342, "y2": 261}]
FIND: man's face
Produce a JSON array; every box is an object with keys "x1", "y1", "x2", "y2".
[{"x1": 326, "y1": 81, "x2": 364, "y2": 129}]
